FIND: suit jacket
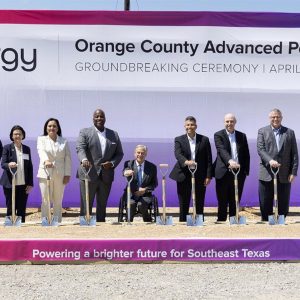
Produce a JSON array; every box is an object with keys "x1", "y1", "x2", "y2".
[
  {"x1": 213, "y1": 129, "x2": 250, "y2": 179},
  {"x1": 0, "y1": 140, "x2": 3, "y2": 160},
  {"x1": 76, "y1": 126, "x2": 124, "y2": 183},
  {"x1": 169, "y1": 133, "x2": 212, "y2": 182},
  {"x1": 123, "y1": 160, "x2": 158, "y2": 196},
  {"x1": 37, "y1": 135, "x2": 72, "y2": 179},
  {"x1": 257, "y1": 125, "x2": 298, "y2": 183},
  {"x1": 0, "y1": 143, "x2": 33, "y2": 188}
]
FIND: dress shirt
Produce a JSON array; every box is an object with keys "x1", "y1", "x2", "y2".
[
  {"x1": 272, "y1": 126, "x2": 281, "y2": 151},
  {"x1": 227, "y1": 130, "x2": 238, "y2": 163},
  {"x1": 135, "y1": 161, "x2": 144, "y2": 185},
  {"x1": 95, "y1": 126, "x2": 107, "y2": 155},
  {"x1": 187, "y1": 134, "x2": 196, "y2": 161}
]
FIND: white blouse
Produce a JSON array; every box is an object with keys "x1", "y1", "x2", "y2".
[{"x1": 15, "y1": 145, "x2": 25, "y2": 186}]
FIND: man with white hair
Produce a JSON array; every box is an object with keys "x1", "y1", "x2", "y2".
[
  {"x1": 213, "y1": 113, "x2": 250, "y2": 222},
  {"x1": 123, "y1": 145, "x2": 158, "y2": 222},
  {"x1": 257, "y1": 108, "x2": 298, "y2": 221}
]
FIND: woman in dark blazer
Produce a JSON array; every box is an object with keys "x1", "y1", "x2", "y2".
[{"x1": 0, "y1": 125, "x2": 33, "y2": 223}]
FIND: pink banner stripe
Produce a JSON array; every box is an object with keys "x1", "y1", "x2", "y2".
[
  {"x1": 0, "y1": 10, "x2": 299, "y2": 27},
  {"x1": 0, "y1": 238, "x2": 300, "y2": 262}
]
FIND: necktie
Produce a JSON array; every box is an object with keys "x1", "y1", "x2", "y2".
[
  {"x1": 274, "y1": 129, "x2": 280, "y2": 151},
  {"x1": 137, "y1": 165, "x2": 143, "y2": 187}
]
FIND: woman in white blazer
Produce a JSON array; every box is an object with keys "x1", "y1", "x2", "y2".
[{"x1": 37, "y1": 118, "x2": 71, "y2": 223}]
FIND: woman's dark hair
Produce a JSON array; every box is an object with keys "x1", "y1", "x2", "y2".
[
  {"x1": 10, "y1": 125, "x2": 26, "y2": 141},
  {"x1": 43, "y1": 118, "x2": 62, "y2": 136}
]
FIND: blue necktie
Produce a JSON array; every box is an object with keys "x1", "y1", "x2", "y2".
[
  {"x1": 137, "y1": 165, "x2": 143, "y2": 187},
  {"x1": 273, "y1": 129, "x2": 280, "y2": 151}
]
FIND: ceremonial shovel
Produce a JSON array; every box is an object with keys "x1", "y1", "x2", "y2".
[
  {"x1": 268, "y1": 167, "x2": 285, "y2": 225},
  {"x1": 126, "y1": 174, "x2": 134, "y2": 225},
  {"x1": 156, "y1": 164, "x2": 173, "y2": 225},
  {"x1": 229, "y1": 167, "x2": 246, "y2": 225},
  {"x1": 41, "y1": 166, "x2": 59, "y2": 226},
  {"x1": 186, "y1": 163, "x2": 203, "y2": 226},
  {"x1": 79, "y1": 165, "x2": 96, "y2": 226},
  {"x1": 4, "y1": 166, "x2": 22, "y2": 227}
]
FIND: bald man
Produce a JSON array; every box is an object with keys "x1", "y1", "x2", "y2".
[
  {"x1": 76, "y1": 109, "x2": 124, "y2": 222},
  {"x1": 213, "y1": 113, "x2": 250, "y2": 221}
]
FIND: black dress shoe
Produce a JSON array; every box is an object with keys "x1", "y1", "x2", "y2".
[{"x1": 217, "y1": 219, "x2": 227, "y2": 222}]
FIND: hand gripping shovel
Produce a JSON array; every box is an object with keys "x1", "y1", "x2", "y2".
[
  {"x1": 156, "y1": 164, "x2": 173, "y2": 225},
  {"x1": 186, "y1": 163, "x2": 203, "y2": 226},
  {"x1": 4, "y1": 166, "x2": 22, "y2": 227},
  {"x1": 79, "y1": 165, "x2": 96, "y2": 226},
  {"x1": 268, "y1": 167, "x2": 285, "y2": 225},
  {"x1": 126, "y1": 175, "x2": 134, "y2": 225},
  {"x1": 229, "y1": 167, "x2": 246, "y2": 225},
  {"x1": 41, "y1": 167, "x2": 59, "y2": 226}
]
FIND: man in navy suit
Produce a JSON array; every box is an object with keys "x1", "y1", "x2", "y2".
[
  {"x1": 76, "y1": 109, "x2": 124, "y2": 222},
  {"x1": 123, "y1": 145, "x2": 158, "y2": 222},
  {"x1": 213, "y1": 113, "x2": 250, "y2": 221},
  {"x1": 169, "y1": 116, "x2": 212, "y2": 222},
  {"x1": 257, "y1": 108, "x2": 298, "y2": 221}
]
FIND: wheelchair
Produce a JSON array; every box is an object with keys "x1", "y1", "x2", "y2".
[{"x1": 118, "y1": 193, "x2": 159, "y2": 223}]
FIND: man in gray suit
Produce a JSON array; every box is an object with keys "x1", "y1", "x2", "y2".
[
  {"x1": 76, "y1": 109, "x2": 124, "y2": 222},
  {"x1": 257, "y1": 108, "x2": 298, "y2": 221}
]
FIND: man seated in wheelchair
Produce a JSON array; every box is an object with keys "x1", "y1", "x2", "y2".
[{"x1": 123, "y1": 145, "x2": 158, "y2": 222}]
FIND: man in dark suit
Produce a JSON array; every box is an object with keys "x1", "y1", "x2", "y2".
[
  {"x1": 76, "y1": 109, "x2": 124, "y2": 222},
  {"x1": 169, "y1": 116, "x2": 212, "y2": 222},
  {"x1": 214, "y1": 113, "x2": 250, "y2": 221},
  {"x1": 257, "y1": 108, "x2": 298, "y2": 221},
  {"x1": 123, "y1": 145, "x2": 158, "y2": 222}
]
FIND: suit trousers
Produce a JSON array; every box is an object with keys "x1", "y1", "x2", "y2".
[
  {"x1": 176, "y1": 176, "x2": 206, "y2": 222},
  {"x1": 126, "y1": 195, "x2": 152, "y2": 222},
  {"x1": 215, "y1": 172, "x2": 246, "y2": 221},
  {"x1": 259, "y1": 180, "x2": 291, "y2": 221},
  {"x1": 80, "y1": 178, "x2": 112, "y2": 222},
  {"x1": 3, "y1": 185, "x2": 28, "y2": 223},
  {"x1": 39, "y1": 174, "x2": 65, "y2": 223}
]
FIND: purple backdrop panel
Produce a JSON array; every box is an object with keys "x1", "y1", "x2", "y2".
[
  {"x1": 0, "y1": 238, "x2": 300, "y2": 262},
  {"x1": 0, "y1": 138, "x2": 299, "y2": 208}
]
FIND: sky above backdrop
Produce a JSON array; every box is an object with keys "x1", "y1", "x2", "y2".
[{"x1": 0, "y1": 0, "x2": 299, "y2": 12}]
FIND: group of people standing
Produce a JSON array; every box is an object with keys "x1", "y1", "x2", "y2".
[
  {"x1": 0, "y1": 119, "x2": 72, "y2": 223},
  {"x1": 0, "y1": 109, "x2": 124, "y2": 224},
  {"x1": 0, "y1": 107, "x2": 297, "y2": 224},
  {"x1": 170, "y1": 108, "x2": 298, "y2": 223}
]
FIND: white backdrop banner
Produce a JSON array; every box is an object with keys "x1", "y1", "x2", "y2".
[
  {"x1": 0, "y1": 11, "x2": 300, "y2": 92},
  {"x1": 1, "y1": 11, "x2": 300, "y2": 207}
]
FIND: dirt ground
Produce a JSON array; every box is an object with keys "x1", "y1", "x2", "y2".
[
  {"x1": 1, "y1": 207, "x2": 300, "y2": 239},
  {"x1": 1, "y1": 207, "x2": 300, "y2": 300}
]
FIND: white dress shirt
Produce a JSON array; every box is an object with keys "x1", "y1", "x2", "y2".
[
  {"x1": 95, "y1": 126, "x2": 107, "y2": 155},
  {"x1": 187, "y1": 134, "x2": 196, "y2": 161}
]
